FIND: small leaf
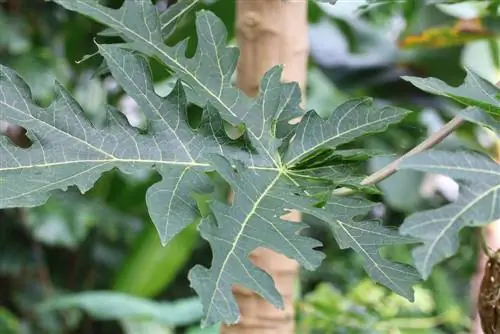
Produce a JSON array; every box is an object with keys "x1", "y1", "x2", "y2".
[
  {"x1": 460, "y1": 106, "x2": 500, "y2": 135},
  {"x1": 399, "y1": 150, "x2": 500, "y2": 278},
  {"x1": 402, "y1": 68, "x2": 500, "y2": 116}
]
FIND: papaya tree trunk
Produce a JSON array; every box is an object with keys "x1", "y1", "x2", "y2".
[
  {"x1": 472, "y1": 221, "x2": 500, "y2": 334},
  {"x1": 220, "y1": 1, "x2": 308, "y2": 333},
  {"x1": 471, "y1": 135, "x2": 500, "y2": 334}
]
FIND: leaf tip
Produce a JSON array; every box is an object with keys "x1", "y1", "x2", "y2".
[{"x1": 400, "y1": 75, "x2": 417, "y2": 82}]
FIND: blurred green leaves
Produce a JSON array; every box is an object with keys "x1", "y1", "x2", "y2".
[
  {"x1": 37, "y1": 292, "x2": 204, "y2": 333},
  {"x1": 0, "y1": 308, "x2": 21, "y2": 334},
  {"x1": 297, "y1": 279, "x2": 468, "y2": 334}
]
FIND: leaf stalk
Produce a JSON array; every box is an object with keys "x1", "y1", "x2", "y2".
[{"x1": 333, "y1": 115, "x2": 465, "y2": 196}]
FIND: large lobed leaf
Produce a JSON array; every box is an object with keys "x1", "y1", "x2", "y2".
[
  {"x1": 398, "y1": 150, "x2": 500, "y2": 278},
  {"x1": 0, "y1": 45, "x2": 248, "y2": 245},
  {"x1": 1, "y1": 0, "x2": 421, "y2": 326}
]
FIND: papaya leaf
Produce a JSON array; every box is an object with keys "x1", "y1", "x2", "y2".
[
  {"x1": 285, "y1": 98, "x2": 409, "y2": 165},
  {"x1": 1, "y1": 0, "x2": 420, "y2": 326},
  {"x1": 402, "y1": 68, "x2": 500, "y2": 116},
  {"x1": 300, "y1": 196, "x2": 421, "y2": 298},
  {"x1": 398, "y1": 150, "x2": 500, "y2": 278},
  {"x1": 0, "y1": 45, "x2": 250, "y2": 246},
  {"x1": 460, "y1": 106, "x2": 500, "y2": 135},
  {"x1": 52, "y1": 0, "x2": 248, "y2": 126}
]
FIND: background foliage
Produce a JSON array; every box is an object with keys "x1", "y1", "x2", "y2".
[{"x1": 0, "y1": 0, "x2": 498, "y2": 333}]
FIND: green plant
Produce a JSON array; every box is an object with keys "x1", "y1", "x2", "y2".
[
  {"x1": 0, "y1": 0, "x2": 498, "y2": 329},
  {"x1": 297, "y1": 279, "x2": 469, "y2": 333}
]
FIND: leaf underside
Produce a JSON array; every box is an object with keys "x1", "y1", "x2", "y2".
[
  {"x1": 1, "y1": 0, "x2": 421, "y2": 326},
  {"x1": 403, "y1": 68, "x2": 500, "y2": 117}
]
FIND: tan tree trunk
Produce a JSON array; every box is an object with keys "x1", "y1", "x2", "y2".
[
  {"x1": 471, "y1": 221, "x2": 500, "y2": 334},
  {"x1": 471, "y1": 136, "x2": 500, "y2": 334},
  {"x1": 220, "y1": 1, "x2": 308, "y2": 333}
]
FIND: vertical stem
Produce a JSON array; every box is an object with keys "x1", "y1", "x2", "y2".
[
  {"x1": 221, "y1": 1, "x2": 308, "y2": 333},
  {"x1": 471, "y1": 78, "x2": 500, "y2": 333},
  {"x1": 471, "y1": 136, "x2": 500, "y2": 334}
]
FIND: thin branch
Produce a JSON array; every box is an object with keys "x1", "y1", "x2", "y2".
[{"x1": 334, "y1": 115, "x2": 465, "y2": 196}]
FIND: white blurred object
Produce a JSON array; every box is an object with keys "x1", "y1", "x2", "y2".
[
  {"x1": 103, "y1": 76, "x2": 119, "y2": 93},
  {"x1": 437, "y1": 1, "x2": 490, "y2": 19},
  {"x1": 0, "y1": 120, "x2": 8, "y2": 134},
  {"x1": 309, "y1": 20, "x2": 348, "y2": 67},
  {"x1": 476, "y1": 127, "x2": 499, "y2": 149},
  {"x1": 372, "y1": 204, "x2": 386, "y2": 219},
  {"x1": 118, "y1": 95, "x2": 147, "y2": 129},
  {"x1": 420, "y1": 174, "x2": 459, "y2": 202},
  {"x1": 317, "y1": 0, "x2": 367, "y2": 17},
  {"x1": 418, "y1": 109, "x2": 459, "y2": 202},
  {"x1": 420, "y1": 108, "x2": 445, "y2": 135}
]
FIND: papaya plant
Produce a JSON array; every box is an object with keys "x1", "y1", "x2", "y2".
[{"x1": 0, "y1": 0, "x2": 499, "y2": 329}]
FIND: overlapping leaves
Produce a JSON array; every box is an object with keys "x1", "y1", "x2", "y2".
[
  {"x1": 399, "y1": 150, "x2": 500, "y2": 278},
  {"x1": 401, "y1": 65, "x2": 500, "y2": 278},
  {"x1": 1, "y1": 0, "x2": 421, "y2": 326}
]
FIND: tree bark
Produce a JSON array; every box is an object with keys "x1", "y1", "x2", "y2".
[{"x1": 220, "y1": 1, "x2": 308, "y2": 333}]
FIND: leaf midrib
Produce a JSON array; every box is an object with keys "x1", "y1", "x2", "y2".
[
  {"x1": 1, "y1": 53, "x2": 278, "y2": 173},
  {"x1": 0, "y1": 159, "x2": 279, "y2": 172},
  {"x1": 0, "y1": 101, "x2": 116, "y2": 161},
  {"x1": 400, "y1": 163, "x2": 500, "y2": 177},
  {"x1": 205, "y1": 172, "x2": 282, "y2": 318},
  {"x1": 159, "y1": 0, "x2": 200, "y2": 31},
  {"x1": 0, "y1": 162, "x2": 112, "y2": 202}
]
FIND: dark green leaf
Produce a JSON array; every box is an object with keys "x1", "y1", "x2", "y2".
[
  {"x1": 399, "y1": 150, "x2": 500, "y2": 278},
  {"x1": 1, "y1": 1, "x2": 419, "y2": 326}
]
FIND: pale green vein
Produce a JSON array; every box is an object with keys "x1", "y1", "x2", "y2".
[
  {"x1": 205, "y1": 172, "x2": 282, "y2": 318},
  {"x1": 164, "y1": 166, "x2": 190, "y2": 238},
  {"x1": 0, "y1": 159, "x2": 279, "y2": 172},
  {"x1": 160, "y1": 0, "x2": 200, "y2": 31}
]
